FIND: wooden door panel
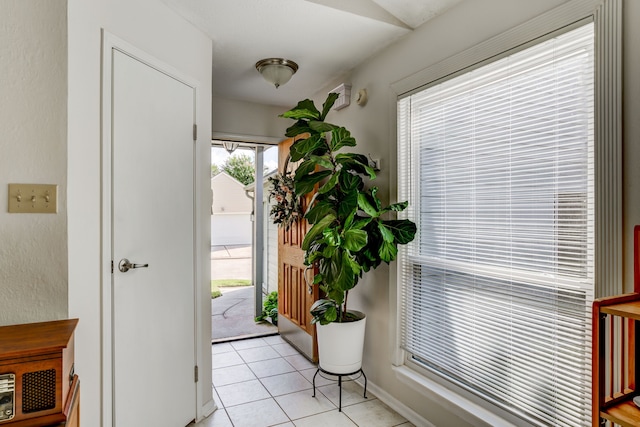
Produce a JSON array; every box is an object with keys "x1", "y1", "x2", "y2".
[
  {"x1": 283, "y1": 215, "x2": 306, "y2": 246},
  {"x1": 280, "y1": 263, "x2": 312, "y2": 332},
  {"x1": 277, "y1": 138, "x2": 318, "y2": 360}
]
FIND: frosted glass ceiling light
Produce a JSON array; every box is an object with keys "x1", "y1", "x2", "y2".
[
  {"x1": 222, "y1": 141, "x2": 239, "y2": 154},
  {"x1": 255, "y1": 58, "x2": 298, "y2": 89}
]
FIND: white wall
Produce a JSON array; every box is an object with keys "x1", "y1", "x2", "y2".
[
  {"x1": 211, "y1": 173, "x2": 253, "y2": 213},
  {"x1": 0, "y1": 0, "x2": 68, "y2": 325},
  {"x1": 265, "y1": 197, "x2": 278, "y2": 294},
  {"x1": 211, "y1": 215, "x2": 252, "y2": 246},
  {"x1": 67, "y1": 0, "x2": 213, "y2": 424},
  {"x1": 302, "y1": 0, "x2": 640, "y2": 425},
  {"x1": 212, "y1": 96, "x2": 289, "y2": 140},
  {"x1": 211, "y1": 173, "x2": 252, "y2": 245}
]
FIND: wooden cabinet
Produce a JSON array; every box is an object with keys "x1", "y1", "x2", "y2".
[
  {"x1": 0, "y1": 319, "x2": 78, "y2": 427},
  {"x1": 592, "y1": 226, "x2": 640, "y2": 426},
  {"x1": 593, "y1": 295, "x2": 640, "y2": 425}
]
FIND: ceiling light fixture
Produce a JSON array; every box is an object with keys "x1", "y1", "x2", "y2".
[
  {"x1": 255, "y1": 58, "x2": 299, "y2": 89},
  {"x1": 222, "y1": 141, "x2": 239, "y2": 154}
]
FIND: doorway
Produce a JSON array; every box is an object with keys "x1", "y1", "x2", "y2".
[
  {"x1": 102, "y1": 35, "x2": 198, "y2": 427},
  {"x1": 210, "y1": 142, "x2": 279, "y2": 341}
]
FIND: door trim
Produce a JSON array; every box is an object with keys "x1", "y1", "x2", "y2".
[{"x1": 101, "y1": 31, "x2": 202, "y2": 426}]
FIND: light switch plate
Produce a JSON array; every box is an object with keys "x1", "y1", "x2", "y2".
[{"x1": 8, "y1": 184, "x2": 58, "y2": 213}]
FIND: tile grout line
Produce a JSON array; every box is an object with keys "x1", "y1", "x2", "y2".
[
  {"x1": 212, "y1": 337, "x2": 394, "y2": 427},
  {"x1": 260, "y1": 339, "x2": 313, "y2": 425}
]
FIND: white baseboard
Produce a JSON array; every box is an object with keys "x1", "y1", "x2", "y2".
[{"x1": 354, "y1": 377, "x2": 435, "y2": 427}]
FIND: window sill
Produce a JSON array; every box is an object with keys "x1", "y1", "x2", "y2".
[{"x1": 393, "y1": 365, "x2": 527, "y2": 427}]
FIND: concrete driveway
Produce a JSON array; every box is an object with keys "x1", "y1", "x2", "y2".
[
  {"x1": 211, "y1": 286, "x2": 277, "y2": 342},
  {"x1": 210, "y1": 245, "x2": 277, "y2": 341},
  {"x1": 211, "y1": 244, "x2": 252, "y2": 280}
]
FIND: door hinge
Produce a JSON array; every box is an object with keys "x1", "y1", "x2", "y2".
[
  {"x1": 193, "y1": 124, "x2": 197, "y2": 141},
  {"x1": 194, "y1": 365, "x2": 199, "y2": 382},
  {"x1": 111, "y1": 260, "x2": 114, "y2": 274}
]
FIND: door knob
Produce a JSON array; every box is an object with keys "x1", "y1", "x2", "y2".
[{"x1": 118, "y1": 258, "x2": 149, "y2": 273}]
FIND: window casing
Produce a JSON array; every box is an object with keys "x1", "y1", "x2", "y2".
[{"x1": 397, "y1": 23, "x2": 595, "y2": 427}]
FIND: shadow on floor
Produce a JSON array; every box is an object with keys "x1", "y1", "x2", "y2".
[{"x1": 211, "y1": 286, "x2": 277, "y2": 343}]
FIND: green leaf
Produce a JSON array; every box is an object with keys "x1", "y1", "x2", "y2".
[
  {"x1": 338, "y1": 170, "x2": 363, "y2": 192},
  {"x1": 343, "y1": 229, "x2": 367, "y2": 252},
  {"x1": 324, "y1": 305, "x2": 337, "y2": 323},
  {"x1": 337, "y1": 188, "x2": 358, "y2": 220},
  {"x1": 302, "y1": 213, "x2": 336, "y2": 250},
  {"x1": 370, "y1": 187, "x2": 382, "y2": 211},
  {"x1": 330, "y1": 127, "x2": 356, "y2": 151},
  {"x1": 321, "y1": 93, "x2": 340, "y2": 120},
  {"x1": 343, "y1": 210, "x2": 356, "y2": 231},
  {"x1": 322, "y1": 246, "x2": 337, "y2": 258},
  {"x1": 335, "y1": 153, "x2": 376, "y2": 179},
  {"x1": 310, "y1": 299, "x2": 339, "y2": 325},
  {"x1": 382, "y1": 201, "x2": 409, "y2": 213},
  {"x1": 294, "y1": 159, "x2": 316, "y2": 181},
  {"x1": 344, "y1": 253, "x2": 362, "y2": 275},
  {"x1": 327, "y1": 289, "x2": 346, "y2": 306},
  {"x1": 285, "y1": 120, "x2": 311, "y2": 138},
  {"x1": 305, "y1": 201, "x2": 336, "y2": 224},
  {"x1": 379, "y1": 240, "x2": 398, "y2": 263},
  {"x1": 335, "y1": 252, "x2": 357, "y2": 291},
  {"x1": 363, "y1": 163, "x2": 377, "y2": 180},
  {"x1": 309, "y1": 121, "x2": 339, "y2": 133},
  {"x1": 318, "y1": 172, "x2": 339, "y2": 194},
  {"x1": 280, "y1": 99, "x2": 320, "y2": 120},
  {"x1": 307, "y1": 250, "x2": 325, "y2": 264},
  {"x1": 319, "y1": 249, "x2": 341, "y2": 288},
  {"x1": 357, "y1": 193, "x2": 380, "y2": 217},
  {"x1": 383, "y1": 219, "x2": 417, "y2": 245},
  {"x1": 294, "y1": 170, "x2": 332, "y2": 196},
  {"x1": 352, "y1": 217, "x2": 372, "y2": 230},
  {"x1": 377, "y1": 223, "x2": 394, "y2": 243},
  {"x1": 323, "y1": 228, "x2": 341, "y2": 246},
  {"x1": 309, "y1": 155, "x2": 333, "y2": 170},
  {"x1": 290, "y1": 134, "x2": 325, "y2": 162}
]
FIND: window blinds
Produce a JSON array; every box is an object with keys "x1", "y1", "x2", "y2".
[{"x1": 398, "y1": 23, "x2": 594, "y2": 427}]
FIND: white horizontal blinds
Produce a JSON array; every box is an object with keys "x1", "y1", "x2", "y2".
[{"x1": 398, "y1": 23, "x2": 594, "y2": 427}]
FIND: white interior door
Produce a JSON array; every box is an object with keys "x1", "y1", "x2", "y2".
[{"x1": 111, "y1": 49, "x2": 196, "y2": 426}]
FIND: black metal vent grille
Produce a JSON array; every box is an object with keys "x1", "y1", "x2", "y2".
[{"x1": 22, "y1": 369, "x2": 56, "y2": 413}]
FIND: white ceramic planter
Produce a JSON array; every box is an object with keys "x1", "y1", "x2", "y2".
[{"x1": 316, "y1": 311, "x2": 366, "y2": 374}]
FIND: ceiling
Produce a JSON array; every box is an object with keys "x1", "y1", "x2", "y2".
[{"x1": 162, "y1": 0, "x2": 463, "y2": 107}]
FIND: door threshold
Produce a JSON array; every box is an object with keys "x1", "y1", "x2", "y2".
[{"x1": 211, "y1": 331, "x2": 279, "y2": 345}]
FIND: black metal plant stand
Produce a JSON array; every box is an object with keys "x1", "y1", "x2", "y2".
[{"x1": 312, "y1": 366, "x2": 367, "y2": 411}]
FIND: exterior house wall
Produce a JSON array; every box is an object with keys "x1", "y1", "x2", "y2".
[
  {"x1": 211, "y1": 172, "x2": 253, "y2": 213},
  {"x1": 0, "y1": 0, "x2": 68, "y2": 325},
  {"x1": 261, "y1": 178, "x2": 278, "y2": 295},
  {"x1": 211, "y1": 172, "x2": 252, "y2": 245},
  {"x1": 243, "y1": 174, "x2": 278, "y2": 295},
  {"x1": 265, "y1": 196, "x2": 278, "y2": 295},
  {"x1": 211, "y1": 215, "x2": 253, "y2": 246}
]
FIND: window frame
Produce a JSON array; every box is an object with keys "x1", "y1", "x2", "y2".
[{"x1": 389, "y1": 0, "x2": 622, "y2": 425}]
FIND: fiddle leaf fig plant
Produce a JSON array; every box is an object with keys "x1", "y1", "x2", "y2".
[{"x1": 280, "y1": 93, "x2": 417, "y2": 325}]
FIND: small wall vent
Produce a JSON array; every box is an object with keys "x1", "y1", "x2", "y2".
[{"x1": 330, "y1": 84, "x2": 351, "y2": 110}]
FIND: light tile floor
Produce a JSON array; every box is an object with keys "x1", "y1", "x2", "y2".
[{"x1": 192, "y1": 335, "x2": 414, "y2": 427}]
